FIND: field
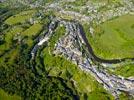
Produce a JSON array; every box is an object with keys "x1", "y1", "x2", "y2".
[
  {"x1": 107, "y1": 63, "x2": 134, "y2": 78},
  {"x1": 0, "y1": 89, "x2": 21, "y2": 100},
  {"x1": 87, "y1": 14, "x2": 134, "y2": 59},
  {"x1": 0, "y1": 9, "x2": 43, "y2": 67},
  {"x1": 5, "y1": 10, "x2": 36, "y2": 25}
]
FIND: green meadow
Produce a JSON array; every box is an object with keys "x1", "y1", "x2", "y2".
[
  {"x1": 108, "y1": 63, "x2": 134, "y2": 78},
  {"x1": 0, "y1": 89, "x2": 21, "y2": 100},
  {"x1": 5, "y1": 10, "x2": 36, "y2": 25},
  {"x1": 86, "y1": 14, "x2": 134, "y2": 60}
]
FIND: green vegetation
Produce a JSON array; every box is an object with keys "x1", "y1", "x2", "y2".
[
  {"x1": 85, "y1": 14, "x2": 134, "y2": 59},
  {"x1": 22, "y1": 23, "x2": 42, "y2": 36},
  {"x1": 5, "y1": 10, "x2": 36, "y2": 25},
  {"x1": 0, "y1": 1, "x2": 133, "y2": 100},
  {"x1": 119, "y1": 92, "x2": 134, "y2": 100},
  {"x1": 64, "y1": 0, "x2": 88, "y2": 6},
  {"x1": 43, "y1": 47, "x2": 114, "y2": 99},
  {"x1": 0, "y1": 89, "x2": 21, "y2": 100},
  {"x1": 42, "y1": 25, "x2": 114, "y2": 100},
  {"x1": 91, "y1": 0, "x2": 121, "y2": 3},
  {"x1": 0, "y1": 7, "x2": 78, "y2": 99},
  {"x1": 108, "y1": 63, "x2": 134, "y2": 78},
  {"x1": 0, "y1": 27, "x2": 23, "y2": 55},
  {"x1": 49, "y1": 25, "x2": 65, "y2": 51}
]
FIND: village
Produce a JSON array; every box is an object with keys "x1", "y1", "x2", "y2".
[
  {"x1": 1, "y1": 0, "x2": 133, "y2": 99},
  {"x1": 27, "y1": 0, "x2": 134, "y2": 98},
  {"x1": 30, "y1": 17, "x2": 134, "y2": 98}
]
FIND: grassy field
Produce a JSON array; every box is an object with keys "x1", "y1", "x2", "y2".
[
  {"x1": 5, "y1": 10, "x2": 36, "y2": 25},
  {"x1": 0, "y1": 27, "x2": 23, "y2": 55},
  {"x1": 0, "y1": 89, "x2": 21, "y2": 100},
  {"x1": 108, "y1": 63, "x2": 134, "y2": 78},
  {"x1": 22, "y1": 23, "x2": 43, "y2": 37},
  {"x1": 86, "y1": 14, "x2": 134, "y2": 59},
  {"x1": 91, "y1": 0, "x2": 121, "y2": 3}
]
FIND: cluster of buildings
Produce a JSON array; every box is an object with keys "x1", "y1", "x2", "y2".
[
  {"x1": 53, "y1": 22, "x2": 83, "y2": 65},
  {"x1": 27, "y1": 0, "x2": 134, "y2": 98},
  {"x1": 53, "y1": 21, "x2": 134, "y2": 98},
  {"x1": 50, "y1": 0, "x2": 134, "y2": 36}
]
